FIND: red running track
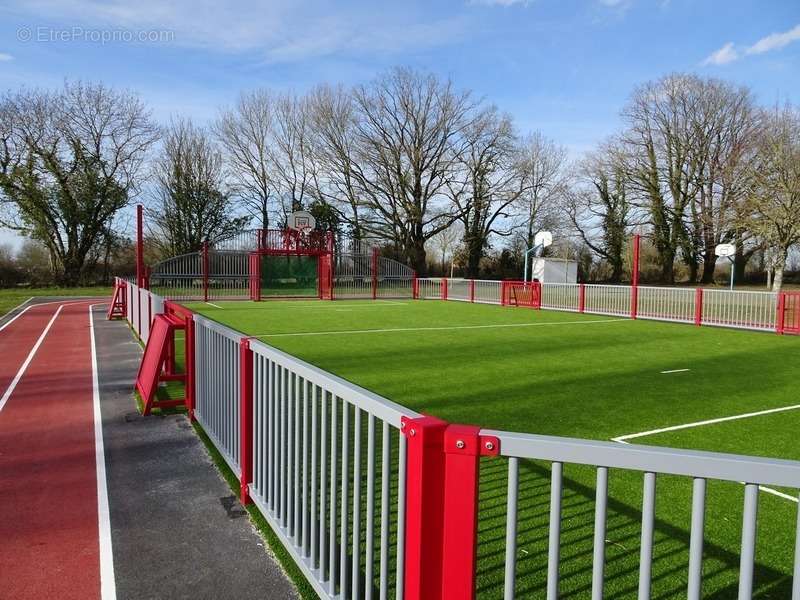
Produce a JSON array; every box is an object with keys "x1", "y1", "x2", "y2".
[{"x1": 0, "y1": 301, "x2": 105, "y2": 599}]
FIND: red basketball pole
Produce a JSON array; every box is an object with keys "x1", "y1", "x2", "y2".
[
  {"x1": 136, "y1": 204, "x2": 145, "y2": 288},
  {"x1": 631, "y1": 234, "x2": 640, "y2": 320}
]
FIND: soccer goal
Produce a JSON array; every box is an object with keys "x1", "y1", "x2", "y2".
[{"x1": 501, "y1": 280, "x2": 542, "y2": 308}]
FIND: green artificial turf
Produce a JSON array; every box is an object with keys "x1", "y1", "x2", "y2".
[
  {"x1": 0, "y1": 286, "x2": 111, "y2": 316},
  {"x1": 182, "y1": 298, "x2": 800, "y2": 599}
]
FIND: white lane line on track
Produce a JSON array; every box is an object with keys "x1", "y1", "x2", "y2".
[
  {"x1": 0, "y1": 305, "x2": 63, "y2": 413},
  {"x1": 611, "y1": 403, "x2": 800, "y2": 443},
  {"x1": 253, "y1": 318, "x2": 628, "y2": 338},
  {"x1": 0, "y1": 299, "x2": 99, "y2": 334},
  {"x1": 89, "y1": 304, "x2": 117, "y2": 600},
  {"x1": 0, "y1": 305, "x2": 32, "y2": 333}
]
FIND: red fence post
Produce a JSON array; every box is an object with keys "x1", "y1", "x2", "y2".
[
  {"x1": 202, "y1": 240, "x2": 210, "y2": 303},
  {"x1": 412, "y1": 272, "x2": 419, "y2": 299},
  {"x1": 777, "y1": 292, "x2": 786, "y2": 335},
  {"x1": 402, "y1": 416, "x2": 448, "y2": 600},
  {"x1": 579, "y1": 283, "x2": 586, "y2": 313},
  {"x1": 185, "y1": 315, "x2": 196, "y2": 420},
  {"x1": 469, "y1": 279, "x2": 475, "y2": 303},
  {"x1": 694, "y1": 288, "x2": 704, "y2": 327},
  {"x1": 239, "y1": 338, "x2": 254, "y2": 504},
  {"x1": 440, "y1": 425, "x2": 500, "y2": 600},
  {"x1": 441, "y1": 278, "x2": 448, "y2": 301}
]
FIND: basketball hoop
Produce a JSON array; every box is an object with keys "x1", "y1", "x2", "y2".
[{"x1": 288, "y1": 210, "x2": 316, "y2": 236}]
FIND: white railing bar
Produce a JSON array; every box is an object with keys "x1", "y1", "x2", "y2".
[
  {"x1": 591, "y1": 467, "x2": 608, "y2": 600},
  {"x1": 687, "y1": 478, "x2": 706, "y2": 600},
  {"x1": 738, "y1": 483, "x2": 759, "y2": 600},
  {"x1": 637, "y1": 472, "x2": 656, "y2": 600},
  {"x1": 503, "y1": 457, "x2": 519, "y2": 600},
  {"x1": 484, "y1": 430, "x2": 800, "y2": 488},
  {"x1": 546, "y1": 462, "x2": 562, "y2": 600}
]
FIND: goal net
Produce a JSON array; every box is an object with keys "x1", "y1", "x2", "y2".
[{"x1": 501, "y1": 280, "x2": 542, "y2": 308}]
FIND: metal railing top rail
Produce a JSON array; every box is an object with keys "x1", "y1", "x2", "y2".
[
  {"x1": 193, "y1": 314, "x2": 245, "y2": 341},
  {"x1": 482, "y1": 429, "x2": 800, "y2": 488},
  {"x1": 249, "y1": 338, "x2": 421, "y2": 428}
]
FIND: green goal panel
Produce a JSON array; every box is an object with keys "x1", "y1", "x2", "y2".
[{"x1": 260, "y1": 254, "x2": 319, "y2": 298}]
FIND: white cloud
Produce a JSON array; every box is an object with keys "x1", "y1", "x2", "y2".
[
  {"x1": 7, "y1": 1, "x2": 468, "y2": 63},
  {"x1": 0, "y1": 53, "x2": 13, "y2": 62},
  {"x1": 702, "y1": 42, "x2": 739, "y2": 66},
  {"x1": 746, "y1": 23, "x2": 800, "y2": 55}
]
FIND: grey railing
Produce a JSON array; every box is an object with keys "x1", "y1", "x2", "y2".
[
  {"x1": 484, "y1": 429, "x2": 800, "y2": 600},
  {"x1": 194, "y1": 315, "x2": 242, "y2": 476},
  {"x1": 247, "y1": 338, "x2": 420, "y2": 600}
]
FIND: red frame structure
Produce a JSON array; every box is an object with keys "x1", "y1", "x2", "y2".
[
  {"x1": 107, "y1": 279, "x2": 127, "y2": 320},
  {"x1": 135, "y1": 301, "x2": 195, "y2": 416},
  {"x1": 248, "y1": 229, "x2": 336, "y2": 301},
  {"x1": 501, "y1": 280, "x2": 542, "y2": 308},
  {"x1": 778, "y1": 291, "x2": 800, "y2": 335}
]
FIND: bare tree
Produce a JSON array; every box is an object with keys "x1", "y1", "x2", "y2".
[
  {"x1": 447, "y1": 106, "x2": 526, "y2": 277},
  {"x1": 515, "y1": 131, "x2": 567, "y2": 250},
  {"x1": 214, "y1": 90, "x2": 276, "y2": 229},
  {"x1": 566, "y1": 143, "x2": 632, "y2": 282},
  {"x1": 270, "y1": 92, "x2": 314, "y2": 222},
  {"x1": 743, "y1": 105, "x2": 800, "y2": 291},
  {"x1": 150, "y1": 119, "x2": 249, "y2": 255},
  {"x1": 0, "y1": 81, "x2": 159, "y2": 285},
  {"x1": 306, "y1": 84, "x2": 365, "y2": 238},
  {"x1": 429, "y1": 222, "x2": 463, "y2": 275},
  {"x1": 349, "y1": 67, "x2": 474, "y2": 274}
]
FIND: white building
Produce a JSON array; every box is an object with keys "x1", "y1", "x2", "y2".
[{"x1": 531, "y1": 257, "x2": 578, "y2": 283}]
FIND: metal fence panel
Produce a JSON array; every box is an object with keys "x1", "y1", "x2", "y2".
[
  {"x1": 583, "y1": 284, "x2": 631, "y2": 317},
  {"x1": 702, "y1": 289, "x2": 777, "y2": 331},
  {"x1": 541, "y1": 283, "x2": 580, "y2": 312},
  {"x1": 249, "y1": 338, "x2": 420, "y2": 599},
  {"x1": 637, "y1": 286, "x2": 695, "y2": 323},
  {"x1": 194, "y1": 315, "x2": 242, "y2": 476},
  {"x1": 483, "y1": 428, "x2": 800, "y2": 600}
]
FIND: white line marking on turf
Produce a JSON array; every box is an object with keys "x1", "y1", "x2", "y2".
[
  {"x1": 89, "y1": 305, "x2": 117, "y2": 600},
  {"x1": 206, "y1": 302, "x2": 224, "y2": 309},
  {"x1": 0, "y1": 305, "x2": 63, "y2": 413},
  {"x1": 758, "y1": 486, "x2": 798, "y2": 503},
  {"x1": 253, "y1": 318, "x2": 628, "y2": 338},
  {"x1": 611, "y1": 403, "x2": 800, "y2": 443},
  {"x1": 661, "y1": 368, "x2": 690, "y2": 374}
]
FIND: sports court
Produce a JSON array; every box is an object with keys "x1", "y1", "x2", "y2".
[{"x1": 181, "y1": 297, "x2": 800, "y2": 598}]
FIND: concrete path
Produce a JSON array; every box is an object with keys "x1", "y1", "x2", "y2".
[{"x1": 93, "y1": 305, "x2": 298, "y2": 599}]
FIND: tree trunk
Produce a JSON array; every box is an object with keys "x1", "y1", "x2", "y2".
[
  {"x1": 772, "y1": 249, "x2": 788, "y2": 292},
  {"x1": 700, "y1": 258, "x2": 716, "y2": 284},
  {"x1": 408, "y1": 239, "x2": 427, "y2": 277}
]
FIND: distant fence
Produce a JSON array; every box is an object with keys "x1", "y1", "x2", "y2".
[
  {"x1": 416, "y1": 279, "x2": 792, "y2": 334},
  {"x1": 113, "y1": 277, "x2": 800, "y2": 600},
  {"x1": 119, "y1": 277, "x2": 164, "y2": 343}
]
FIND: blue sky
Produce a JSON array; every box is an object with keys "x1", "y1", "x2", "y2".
[{"x1": 1, "y1": 0, "x2": 799, "y2": 247}]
